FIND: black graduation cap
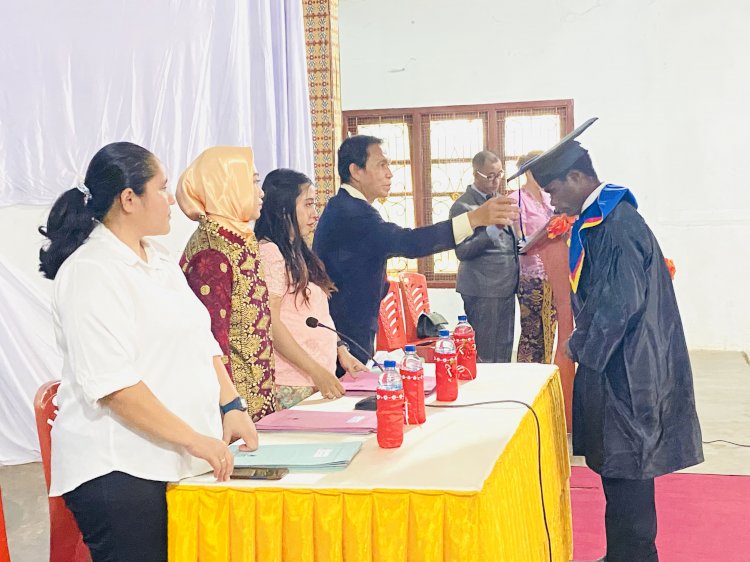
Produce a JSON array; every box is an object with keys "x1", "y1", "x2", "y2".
[{"x1": 507, "y1": 117, "x2": 598, "y2": 186}]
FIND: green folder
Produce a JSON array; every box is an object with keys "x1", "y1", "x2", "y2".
[{"x1": 230, "y1": 441, "x2": 363, "y2": 471}]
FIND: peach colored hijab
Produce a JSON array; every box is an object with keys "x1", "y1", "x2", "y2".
[{"x1": 176, "y1": 146, "x2": 259, "y2": 236}]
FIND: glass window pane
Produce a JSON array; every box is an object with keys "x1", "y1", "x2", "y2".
[
  {"x1": 504, "y1": 115, "x2": 561, "y2": 157},
  {"x1": 373, "y1": 196, "x2": 417, "y2": 273},
  {"x1": 389, "y1": 164, "x2": 412, "y2": 194},
  {"x1": 356, "y1": 122, "x2": 410, "y2": 160},
  {"x1": 431, "y1": 195, "x2": 459, "y2": 274},
  {"x1": 373, "y1": 195, "x2": 415, "y2": 228},
  {"x1": 386, "y1": 255, "x2": 418, "y2": 274},
  {"x1": 433, "y1": 249, "x2": 458, "y2": 274},
  {"x1": 431, "y1": 161, "x2": 473, "y2": 194},
  {"x1": 430, "y1": 118, "x2": 484, "y2": 160},
  {"x1": 505, "y1": 159, "x2": 526, "y2": 190}
]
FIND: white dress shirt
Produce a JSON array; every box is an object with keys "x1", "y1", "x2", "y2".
[
  {"x1": 49, "y1": 224, "x2": 223, "y2": 496},
  {"x1": 580, "y1": 182, "x2": 607, "y2": 213}
]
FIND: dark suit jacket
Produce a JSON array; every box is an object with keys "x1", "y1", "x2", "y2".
[
  {"x1": 313, "y1": 188, "x2": 456, "y2": 362},
  {"x1": 449, "y1": 186, "x2": 519, "y2": 297}
]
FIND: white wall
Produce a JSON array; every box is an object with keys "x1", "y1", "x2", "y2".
[{"x1": 339, "y1": 0, "x2": 750, "y2": 352}]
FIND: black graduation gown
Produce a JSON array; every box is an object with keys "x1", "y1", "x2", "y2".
[{"x1": 570, "y1": 200, "x2": 703, "y2": 479}]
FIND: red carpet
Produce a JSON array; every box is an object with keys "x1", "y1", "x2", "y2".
[{"x1": 570, "y1": 466, "x2": 750, "y2": 561}]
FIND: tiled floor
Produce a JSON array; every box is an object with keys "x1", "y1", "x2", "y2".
[{"x1": 1, "y1": 350, "x2": 748, "y2": 562}]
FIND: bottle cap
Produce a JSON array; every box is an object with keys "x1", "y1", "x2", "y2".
[
  {"x1": 383, "y1": 360, "x2": 397, "y2": 368},
  {"x1": 438, "y1": 329, "x2": 450, "y2": 337},
  {"x1": 458, "y1": 315, "x2": 467, "y2": 321},
  {"x1": 404, "y1": 345, "x2": 416, "y2": 352}
]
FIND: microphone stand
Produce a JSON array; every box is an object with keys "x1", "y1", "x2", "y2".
[{"x1": 306, "y1": 317, "x2": 384, "y2": 372}]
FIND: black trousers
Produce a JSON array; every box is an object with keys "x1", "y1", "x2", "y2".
[
  {"x1": 460, "y1": 295, "x2": 515, "y2": 363},
  {"x1": 63, "y1": 471, "x2": 168, "y2": 562},
  {"x1": 601, "y1": 476, "x2": 658, "y2": 562}
]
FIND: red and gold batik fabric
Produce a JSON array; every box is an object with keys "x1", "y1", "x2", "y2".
[{"x1": 181, "y1": 218, "x2": 277, "y2": 420}]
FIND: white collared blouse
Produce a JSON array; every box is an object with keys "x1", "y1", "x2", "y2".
[{"x1": 49, "y1": 224, "x2": 223, "y2": 496}]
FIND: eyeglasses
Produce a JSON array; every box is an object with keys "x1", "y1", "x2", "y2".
[{"x1": 476, "y1": 169, "x2": 505, "y2": 182}]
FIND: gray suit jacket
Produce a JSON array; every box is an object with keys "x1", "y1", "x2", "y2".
[{"x1": 449, "y1": 186, "x2": 519, "y2": 297}]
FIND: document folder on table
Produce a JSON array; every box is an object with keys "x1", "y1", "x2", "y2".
[
  {"x1": 341, "y1": 370, "x2": 436, "y2": 395},
  {"x1": 230, "y1": 441, "x2": 363, "y2": 471},
  {"x1": 254, "y1": 409, "x2": 377, "y2": 433}
]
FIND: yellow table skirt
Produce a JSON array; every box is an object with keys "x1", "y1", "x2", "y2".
[{"x1": 167, "y1": 371, "x2": 572, "y2": 561}]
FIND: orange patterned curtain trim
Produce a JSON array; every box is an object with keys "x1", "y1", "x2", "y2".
[{"x1": 303, "y1": 0, "x2": 342, "y2": 202}]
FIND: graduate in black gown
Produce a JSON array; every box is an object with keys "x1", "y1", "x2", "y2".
[{"x1": 509, "y1": 118, "x2": 703, "y2": 562}]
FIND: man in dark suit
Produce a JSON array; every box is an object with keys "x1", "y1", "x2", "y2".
[
  {"x1": 449, "y1": 151, "x2": 519, "y2": 363},
  {"x1": 313, "y1": 135, "x2": 519, "y2": 370}
]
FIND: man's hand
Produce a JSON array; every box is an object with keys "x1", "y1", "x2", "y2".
[
  {"x1": 467, "y1": 195, "x2": 520, "y2": 228},
  {"x1": 338, "y1": 347, "x2": 368, "y2": 379}
]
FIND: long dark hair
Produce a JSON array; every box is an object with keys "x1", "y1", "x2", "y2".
[
  {"x1": 255, "y1": 168, "x2": 335, "y2": 304},
  {"x1": 38, "y1": 142, "x2": 157, "y2": 279}
]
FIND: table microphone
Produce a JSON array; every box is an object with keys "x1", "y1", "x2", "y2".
[{"x1": 305, "y1": 316, "x2": 384, "y2": 372}]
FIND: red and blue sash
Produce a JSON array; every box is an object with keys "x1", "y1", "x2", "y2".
[{"x1": 569, "y1": 184, "x2": 637, "y2": 293}]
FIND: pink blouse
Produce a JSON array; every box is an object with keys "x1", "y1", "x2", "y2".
[
  {"x1": 259, "y1": 241, "x2": 337, "y2": 387},
  {"x1": 511, "y1": 188, "x2": 555, "y2": 278}
]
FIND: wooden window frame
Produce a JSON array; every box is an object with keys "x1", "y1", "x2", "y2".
[{"x1": 343, "y1": 99, "x2": 574, "y2": 288}]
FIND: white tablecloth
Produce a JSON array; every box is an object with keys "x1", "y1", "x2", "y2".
[{"x1": 176, "y1": 363, "x2": 559, "y2": 491}]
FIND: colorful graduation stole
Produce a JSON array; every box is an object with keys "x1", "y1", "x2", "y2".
[{"x1": 569, "y1": 184, "x2": 637, "y2": 293}]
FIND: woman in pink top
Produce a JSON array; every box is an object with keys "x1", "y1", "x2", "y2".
[
  {"x1": 510, "y1": 151, "x2": 557, "y2": 363},
  {"x1": 256, "y1": 169, "x2": 367, "y2": 408}
]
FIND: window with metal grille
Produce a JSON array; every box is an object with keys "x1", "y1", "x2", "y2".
[{"x1": 343, "y1": 100, "x2": 573, "y2": 287}]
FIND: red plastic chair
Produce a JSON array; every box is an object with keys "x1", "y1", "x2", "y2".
[
  {"x1": 376, "y1": 281, "x2": 407, "y2": 352},
  {"x1": 0, "y1": 486, "x2": 11, "y2": 562},
  {"x1": 34, "y1": 381, "x2": 91, "y2": 562},
  {"x1": 377, "y1": 280, "x2": 435, "y2": 362},
  {"x1": 398, "y1": 272, "x2": 431, "y2": 342}
]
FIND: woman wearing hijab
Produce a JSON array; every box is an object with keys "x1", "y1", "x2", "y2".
[
  {"x1": 255, "y1": 169, "x2": 368, "y2": 408},
  {"x1": 177, "y1": 146, "x2": 277, "y2": 421}
]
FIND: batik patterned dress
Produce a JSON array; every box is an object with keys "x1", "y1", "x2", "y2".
[
  {"x1": 180, "y1": 218, "x2": 277, "y2": 420},
  {"x1": 512, "y1": 188, "x2": 557, "y2": 363}
]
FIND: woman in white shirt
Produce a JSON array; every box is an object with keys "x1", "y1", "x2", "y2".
[{"x1": 38, "y1": 142, "x2": 258, "y2": 562}]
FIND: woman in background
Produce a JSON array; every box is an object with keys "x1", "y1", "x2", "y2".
[
  {"x1": 177, "y1": 147, "x2": 277, "y2": 420},
  {"x1": 40, "y1": 142, "x2": 257, "y2": 561},
  {"x1": 511, "y1": 150, "x2": 557, "y2": 363},
  {"x1": 255, "y1": 168, "x2": 367, "y2": 408}
]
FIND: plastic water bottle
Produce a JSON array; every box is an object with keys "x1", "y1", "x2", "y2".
[
  {"x1": 376, "y1": 360, "x2": 404, "y2": 448},
  {"x1": 454, "y1": 315, "x2": 472, "y2": 336},
  {"x1": 453, "y1": 315, "x2": 477, "y2": 380},
  {"x1": 399, "y1": 345, "x2": 426, "y2": 424},
  {"x1": 399, "y1": 345, "x2": 422, "y2": 374},
  {"x1": 378, "y1": 360, "x2": 403, "y2": 391},
  {"x1": 434, "y1": 329, "x2": 458, "y2": 401}
]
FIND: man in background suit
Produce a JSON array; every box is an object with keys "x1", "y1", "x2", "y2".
[
  {"x1": 313, "y1": 136, "x2": 519, "y2": 371},
  {"x1": 449, "y1": 151, "x2": 519, "y2": 363}
]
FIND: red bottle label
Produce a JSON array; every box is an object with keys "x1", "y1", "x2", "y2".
[
  {"x1": 401, "y1": 368, "x2": 426, "y2": 424},
  {"x1": 376, "y1": 388, "x2": 404, "y2": 448},
  {"x1": 454, "y1": 335, "x2": 477, "y2": 380},
  {"x1": 435, "y1": 353, "x2": 458, "y2": 401}
]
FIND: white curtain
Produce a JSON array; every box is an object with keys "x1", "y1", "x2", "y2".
[
  {"x1": 0, "y1": 260, "x2": 62, "y2": 465},
  {"x1": 0, "y1": 0, "x2": 314, "y2": 206},
  {"x1": 0, "y1": 0, "x2": 314, "y2": 463}
]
